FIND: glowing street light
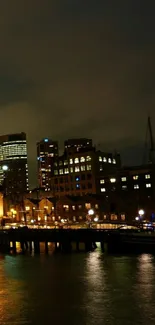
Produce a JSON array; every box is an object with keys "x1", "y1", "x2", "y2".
[
  {"x1": 2, "y1": 165, "x2": 8, "y2": 171},
  {"x1": 94, "y1": 217, "x2": 99, "y2": 222},
  {"x1": 138, "y1": 209, "x2": 145, "y2": 217},
  {"x1": 88, "y1": 209, "x2": 94, "y2": 216}
]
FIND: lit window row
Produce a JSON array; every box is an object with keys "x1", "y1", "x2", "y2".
[
  {"x1": 63, "y1": 204, "x2": 98, "y2": 210},
  {"x1": 133, "y1": 184, "x2": 151, "y2": 189},
  {"x1": 54, "y1": 165, "x2": 92, "y2": 175},
  {"x1": 99, "y1": 157, "x2": 116, "y2": 164},
  {"x1": 121, "y1": 174, "x2": 151, "y2": 182},
  {"x1": 69, "y1": 156, "x2": 91, "y2": 164}
]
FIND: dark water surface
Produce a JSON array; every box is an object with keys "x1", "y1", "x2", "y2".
[{"x1": 0, "y1": 246, "x2": 155, "y2": 325}]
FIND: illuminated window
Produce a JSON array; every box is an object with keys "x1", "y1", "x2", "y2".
[
  {"x1": 54, "y1": 170, "x2": 58, "y2": 175},
  {"x1": 108, "y1": 158, "x2": 112, "y2": 163},
  {"x1": 70, "y1": 167, "x2": 73, "y2": 173},
  {"x1": 95, "y1": 204, "x2": 98, "y2": 209},
  {"x1": 122, "y1": 185, "x2": 127, "y2": 190},
  {"x1": 100, "y1": 166, "x2": 103, "y2": 171},
  {"x1": 86, "y1": 165, "x2": 91, "y2": 171},
  {"x1": 75, "y1": 166, "x2": 80, "y2": 172},
  {"x1": 103, "y1": 215, "x2": 107, "y2": 220},
  {"x1": 64, "y1": 160, "x2": 68, "y2": 165},
  {"x1": 103, "y1": 157, "x2": 107, "y2": 162},
  {"x1": 63, "y1": 205, "x2": 69, "y2": 211},
  {"x1": 121, "y1": 214, "x2": 125, "y2": 221},
  {"x1": 99, "y1": 156, "x2": 102, "y2": 162},
  {"x1": 72, "y1": 205, "x2": 75, "y2": 210},
  {"x1": 134, "y1": 184, "x2": 139, "y2": 189},
  {"x1": 85, "y1": 203, "x2": 91, "y2": 209},
  {"x1": 145, "y1": 174, "x2": 150, "y2": 179},
  {"x1": 75, "y1": 158, "x2": 79, "y2": 164},
  {"x1": 111, "y1": 214, "x2": 117, "y2": 220},
  {"x1": 59, "y1": 169, "x2": 63, "y2": 175},
  {"x1": 100, "y1": 179, "x2": 105, "y2": 184},
  {"x1": 110, "y1": 178, "x2": 116, "y2": 183},
  {"x1": 133, "y1": 175, "x2": 138, "y2": 180},
  {"x1": 113, "y1": 159, "x2": 116, "y2": 164},
  {"x1": 81, "y1": 165, "x2": 85, "y2": 171},
  {"x1": 86, "y1": 156, "x2": 91, "y2": 161},
  {"x1": 146, "y1": 183, "x2": 151, "y2": 188},
  {"x1": 101, "y1": 188, "x2": 106, "y2": 192},
  {"x1": 70, "y1": 159, "x2": 73, "y2": 164},
  {"x1": 80, "y1": 157, "x2": 85, "y2": 162},
  {"x1": 64, "y1": 168, "x2": 69, "y2": 174},
  {"x1": 121, "y1": 177, "x2": 127, "y2": 182}
]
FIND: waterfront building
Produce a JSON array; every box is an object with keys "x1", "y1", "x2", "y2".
[
  {"x1": 37, "y1": 138, "x2": 58, "y2": 189},
  {"x1": 0, "y1": 132, "x2": 28, "y2": 201},
  {"x1": 51, "y1": 139, "x2": 120, "y2": 197}
]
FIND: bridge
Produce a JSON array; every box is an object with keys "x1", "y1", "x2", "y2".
[{"x1": 0, "y1": 228, "x2": 155, "y2": 254}]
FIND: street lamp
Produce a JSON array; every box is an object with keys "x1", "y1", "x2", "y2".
[
  {"x1": 2, "y1": 165, "x2": 8, "y2": 171},
  {"x1": 88, "y1": 209, "x2": 94, "y2": 216},
  {"x1": 138, "y1": 209, "x2": 145, "y2": 217},
  {"x1": 87, "y1": 209, "x2": 94, "y2": 228}
]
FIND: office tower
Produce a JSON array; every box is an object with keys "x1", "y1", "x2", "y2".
[
  {"x1": 37, "y1": 138, "x2": 58, "y2": 189},
  {"x1": 0, "y1": 132, "x2": 28, "y2": 198}
]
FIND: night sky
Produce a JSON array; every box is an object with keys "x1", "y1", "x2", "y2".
[{"x1": 0, "y1": 1, "x2": 155, "y2": 187}]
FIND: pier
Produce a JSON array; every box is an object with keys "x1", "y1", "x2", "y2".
[{"x1": 0, "y1": 228, "x2": 155, "y2": 254}]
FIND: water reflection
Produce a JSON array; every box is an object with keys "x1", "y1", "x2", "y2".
[
  {"x1": 0, "y1": 253, "x2": 155, "y2": 324},
  {"x1": 85, "y1": 250, "x2": 108, "y2": 324},
  {"x1": 135, "y1": 254, "x2": 155, "y2": 323}
]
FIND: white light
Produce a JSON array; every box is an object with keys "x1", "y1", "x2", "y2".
[
  {"x1": 2, "y1": 165, "x2": 8, "y2": 171},
  {"x1": 94, "y1": 217, "x2": 99, "y2": 222},
  {"x1": 110, "y1": 178, "x2": 116, "y2": 183},
  {"x1": 88, "y1": 209, "x2": 94, "y2": 216},
  {"x1": 31, "y1": 219, "x2": 34, "y2": 223},
  {"x1": 135, "y1": 216, "x2": 139, "y2": 221},
  {"x1": 138, "y1": 209, "x2": 145, "y2": 216}
]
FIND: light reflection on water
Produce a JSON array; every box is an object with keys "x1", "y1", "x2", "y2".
[{"x1": 0, "y1": 251, "x2": 155, "y2": 324}]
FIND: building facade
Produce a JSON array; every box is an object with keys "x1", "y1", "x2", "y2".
[
  {"x1": 0, "y1": 132, "x2": 28, "y2": 202},
  {"x1": 51, "y1": 141, "x2": 121, "y2": 197},
  {"x1": 97, "y1": 164, "x2": 155, "y2": 220},
  {"x1": 37, "y1": 138, "x2": 58, "y2": 189}
]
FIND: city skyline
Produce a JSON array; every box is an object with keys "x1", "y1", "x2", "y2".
[{"x1": 0, "y1": 1, "x2": 154, "y2": 188}]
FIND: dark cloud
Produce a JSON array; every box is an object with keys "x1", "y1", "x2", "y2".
[{"x1": 0, "y1": 0, "x2": 155, "y2": 187}]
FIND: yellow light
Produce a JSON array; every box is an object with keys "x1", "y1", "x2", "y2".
[{"x1": 25, "y1": 206, "x2": 30, "y2": 211}]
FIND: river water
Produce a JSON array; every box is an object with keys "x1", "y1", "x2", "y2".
[{"x1": 0, "y1": 245, "x2": 155, "y2": 325}]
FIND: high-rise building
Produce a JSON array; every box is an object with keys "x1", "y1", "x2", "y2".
[
  {"x1": 0, "y1": 132, "x2": 28, "y2": 199},
  {"x1": 37, "y1": 138, "x2": 58, "y2": 189}
]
